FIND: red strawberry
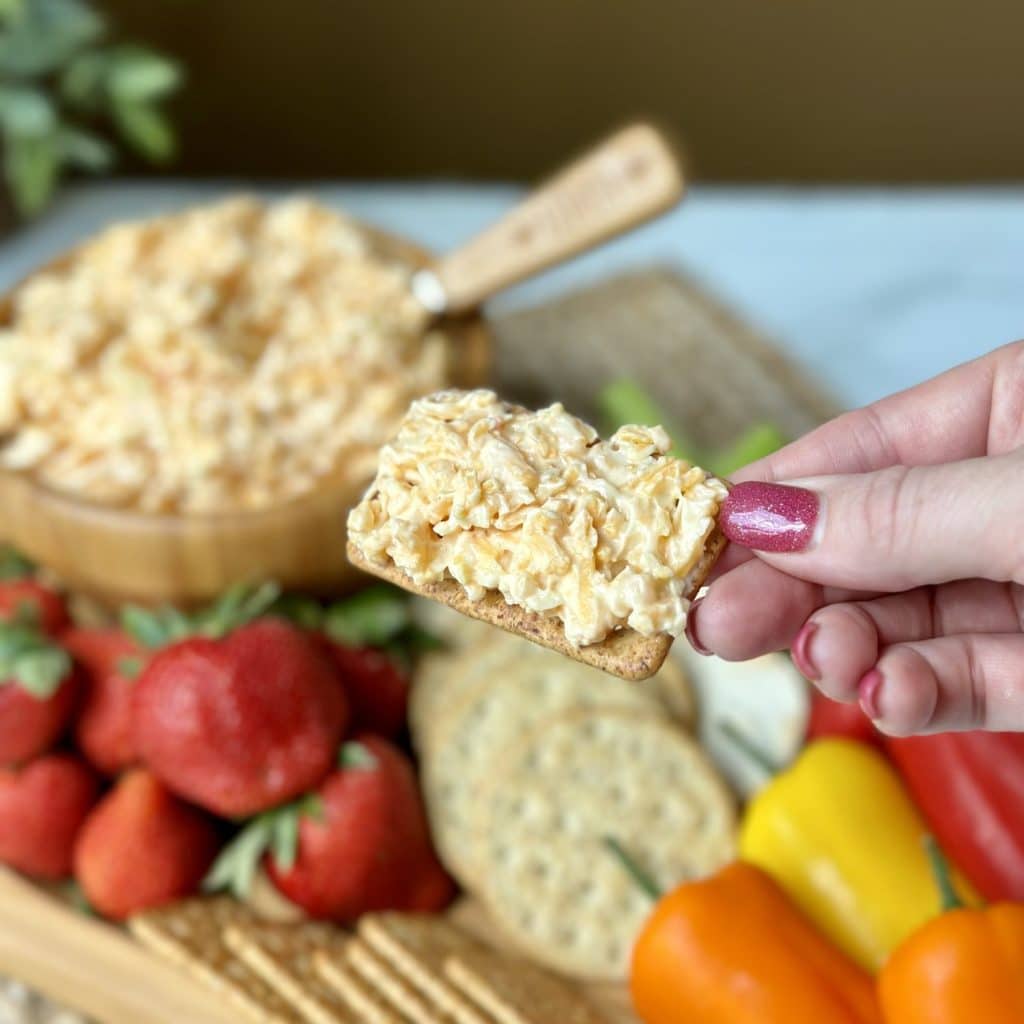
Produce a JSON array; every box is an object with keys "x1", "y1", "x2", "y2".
[
  {"x1": 0, "y1": 620, "x2": 77, "y2": 765},
  {"x1": 0, "y1": 754, "x2": 99, "y2": 879},
  {"x1": 132, "y1": 619, "x2": 349, "y2": 817},
  {"x1": 318, "y1": 639, "x2": 409, "y2": 738},
  {"x1": 73, "y1": 770, "x2": 219, "y2": 920},
  {"x1": 208, "y1": 736, "x2": 453, "y2": 921},
  {"x1": 65, "y1": 628, "x2": 146, "y2": 776},
  {"x1": 0, "y1": 579, "x2": 69, "y2": 636}
]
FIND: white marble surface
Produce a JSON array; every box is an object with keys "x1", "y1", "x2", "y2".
[{"x1": 2, "y1": 181, "x2": 1022, "y2": 410}]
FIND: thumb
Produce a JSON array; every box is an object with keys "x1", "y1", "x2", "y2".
[{"x1": 718, "y1": 451, "x2": 1023, "y2": 591}]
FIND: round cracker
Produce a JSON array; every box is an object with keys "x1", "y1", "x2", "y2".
[
  {"x1": 423, "y1": 648, "x2": 666, "y2": 887},
  {"x1": 650, "y1": 654, "x2": 696, "y2": 729},
  {"x1": 472, "y1": 709, "x2": 736, "y2": 981},
  {"x1": 409, "y1": 631, "x2": 513, "y2": 752}
]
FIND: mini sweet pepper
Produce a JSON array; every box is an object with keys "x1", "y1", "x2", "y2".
[
  {"x1": 739, "y1": 737, "x2": 976, "y2": 971},
  {"x1": 887, "y1": 730, "x2": 1024, "y2": 901},
  {"x1": 878, "y1": 840, "x2": 1024, "y2": 1023},
  {"x1": 628, "y1": 858, "x2": 880, "y2": 1024}
]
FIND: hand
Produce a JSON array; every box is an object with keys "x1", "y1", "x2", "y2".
[{"x1": 687, "y1": 341, "x2": 1024, "y2": 735}]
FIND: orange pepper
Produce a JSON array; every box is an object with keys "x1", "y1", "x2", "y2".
[
  {"x1": 629, "y1": 860, "x2": 881, "y2": 1024},
  {"x1": 878, "y1": 840, "x2": 1024, "y2": 1023}
]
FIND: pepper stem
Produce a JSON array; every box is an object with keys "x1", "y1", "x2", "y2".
[
  {"x1": 602, "y1": 836, "x2": 662, "y2": 902},
  {"x1": 923, "y1": 835, "x2": 963, "y2": 913},
  {"x1": 718, "y1": 720, "x2": 781, "y2": 776}
]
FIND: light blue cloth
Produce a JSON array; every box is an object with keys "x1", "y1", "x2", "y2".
[{"x1": 1, "y1": 182, "x2": 1022, "y2": 409}]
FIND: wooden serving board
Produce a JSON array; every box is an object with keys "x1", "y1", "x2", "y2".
[{"x1": 0, "y1": 270, "x2": 835, "y2": 1024}]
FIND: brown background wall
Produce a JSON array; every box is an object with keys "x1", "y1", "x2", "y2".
[{"x1": 108, "y1": 0, "x2": 1024, "y2": 183}]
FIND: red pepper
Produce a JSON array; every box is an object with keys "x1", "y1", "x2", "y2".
[
  {"x1": 806, "y1": 691, "x2": 882, "y2": 750},
  {"x1": 886, "y1": 732, "x2": 1024, "y2": 902}
]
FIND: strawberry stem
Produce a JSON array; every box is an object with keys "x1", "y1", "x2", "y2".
[{"x1": 0, "y1": 620, "x2": 70, "y2": 699}]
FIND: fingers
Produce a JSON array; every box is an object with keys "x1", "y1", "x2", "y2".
[
  {"x1": 718, "y1": 450, "x2": 1024, "y2": 592},
  {"x1": 862, "y1": 634, "x2": 1024, "y2": 733},
  {"x1": 730, "y1": 339, "x2": 1024, "y2": 486},
  {"x1": 793, "y1": 580, "x2": 1024, "y2": 702},
  {"x1": 688, "y1": 556, "x2": 874, "y2": 661}
]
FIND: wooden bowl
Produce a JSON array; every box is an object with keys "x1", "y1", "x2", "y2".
[{"x1": 0, "y1": 224, "x2": 491, "y2": 606}]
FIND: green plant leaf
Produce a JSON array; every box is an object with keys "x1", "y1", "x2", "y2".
[
  {"x1": 3, "y1": 130, "x2": 59, "y2": 216},
  {"x1": 112, "y1": 99, "x2": 175, "y2": 163},
  {"x1": 108, "y1": 45, "x2": 182, "y2": 103},
  {"x1": 58, "y1": 48, "x2": 112, "y2": 111},
  {"x1": 0, "y1": 0, "x2": 26, "y2": 22},
  {"x1": 0, "y1": 86, "x2": 56, "y2": 137},
  {"x1": 0, "y1": 0, "x2": 105, "y2": 78},
  {"x1": 324, "y1": 586, "x2": 410, "y2": 648},
  {"x1": 57, "y1": 126, "x2": 112, "y2": 171}
]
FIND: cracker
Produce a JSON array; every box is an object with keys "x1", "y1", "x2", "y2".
[
  {"x1": 650, "y1": 654, "x2": 696, "y2": 730},
  {"x1": 422, "y1": 641, "x2": 665, "y2": 886},
  {"x1": 471, "y1": 709, "x2": 736, "y2": 981},
  {"x1": 347, "y1": 529, "x2": 728, "y2": 681},
  {"x1": 358, "y1": 915, "x2": 490, "y2": 1024},
  {"x1": 346, "y1": 939, "x2": 449, "y2": 1024},
  {"x1": 224, "y1": 920, "x2": 353, "y2": 1024},
  {"x1": 410, "y1": 633, "x2": 519, "y2": 758},
  {"x1": 444, "y1": 948, "x2": 608, "y2": 1024},
  {"x1": 128, "y1": 897, "x2": 303, "y2": 1024},
  {"x1": 315, "y1": 950, "x2": 406, "y2": 1024}
]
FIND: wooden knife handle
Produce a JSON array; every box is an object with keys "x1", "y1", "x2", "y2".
[{"x1": 413, "y1": 123, "x2": 685, "y2": 315}]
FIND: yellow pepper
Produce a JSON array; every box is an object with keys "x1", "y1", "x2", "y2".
[{"x1": 739, "y1": 738, "x2": 976, "y2": 972}]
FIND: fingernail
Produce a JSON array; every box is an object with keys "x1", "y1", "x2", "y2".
[
  {"x1": 719, "y1": 481, "x2": 820, "y2": 553},
  {"x1": 684, "y1": 598, "x2": 711, "y2": 656},
  {"x1": 791, "y1": 620, "x2": 819, "y2": 681},
  {"x1": 858, "y1": 668, "x2": 884, "y2": 719}
]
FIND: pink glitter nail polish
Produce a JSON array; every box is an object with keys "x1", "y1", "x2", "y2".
[
  {"x1": 858, "y1": 668, "x2": 884, "y2": 719},
  {"x1": 791, "y1": 620, "x2": 819, "y2": 681},
  {"x1": 684, "y1": 598, "x2": 711, "y2": 656},
  {"x1": 719, "y1": 481, "x2": 819, "y2": 553}
]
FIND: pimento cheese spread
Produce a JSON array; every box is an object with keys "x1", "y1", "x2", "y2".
[{"x1": 347, "y1": 389, "x2": 728, "y2": 647}]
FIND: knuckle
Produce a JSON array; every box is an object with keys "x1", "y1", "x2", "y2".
[
  {"x1": 853, "y1": 465, "x2": 916, "y2": 570},
  {"x1": 987, "y1": 339, "x2": 1024, "y2": 454}
]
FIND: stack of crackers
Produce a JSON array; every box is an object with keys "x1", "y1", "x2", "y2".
[
  {"x1": 410, "y1": 607, "x2": 738, "y2": 982},
  {"x1": 130, "y1": 898, "x2": 609, "y2": 1024}
]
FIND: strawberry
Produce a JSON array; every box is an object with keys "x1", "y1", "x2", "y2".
[
  {"x1": 74, "y1": 770, "x2": 219, "y2": 920},
  {"x1": 206, "y1": 736, "x2": 453, "y2": 921},
  {"x1": 0, "y1": 619, "x2": 76, "y2": 765},
  {"x1": 131, "y1": 617, "x2": 348, "y2": 817},
  {"x1": 317, "y1": 639, "x2": 409, "y2": 738},
  {"x1": 65, "y1": 628, "x2": 146, "y2": 776},
  {"x1": 0, "y1": 754, "x2": 99, "y2": 879},
  {"x1": 0, "y1": 578, "x2": 69, "y2": 637}
]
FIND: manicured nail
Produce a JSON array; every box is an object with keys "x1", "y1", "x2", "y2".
[
  {"x1": 858, "y1": 668, "x2": 884, "y2": 719},
  {"x1": 719, "y1": 481, "x2": 820, "y2": 553},
  {"x1": 791, "y1": 620, "x2": 819, "y2": 681},
  {"x1": 684, "y1": 598, "x2": 711, "y2": 656}
]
